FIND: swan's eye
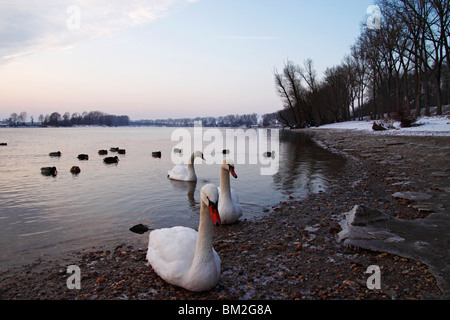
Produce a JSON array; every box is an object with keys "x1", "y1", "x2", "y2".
[{"x1": 207, "y1": 197, "x2": 218, "y2": 208}]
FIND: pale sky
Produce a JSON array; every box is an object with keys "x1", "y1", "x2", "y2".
[{"x1": 0, "y1": 0, "x2": 376, "y2": 121}]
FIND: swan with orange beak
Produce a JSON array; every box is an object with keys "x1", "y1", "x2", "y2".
[
  {"x1": 218, "y1": 158, "x2": 243, "y2": 224},
  {"x1": 146, "y1": 184, "x2": 221, "y2": 292}
]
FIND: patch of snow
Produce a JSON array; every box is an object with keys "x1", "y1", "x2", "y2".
[
  {"x1": 313, "y1": 115, "x2": 450, "y2": 136},
  {"x1": 304, "y1": 225, "x2": 320, "y2": 233}
]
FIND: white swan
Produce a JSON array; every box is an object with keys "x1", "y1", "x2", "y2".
[
  {"x1": 146, "y1": 184, "x2": 221, "y2": 292},
  {"x1": 168, "y1": 150, "x2": 204, "y2": 181},
  {"x1": 218, "y1": 158, "x2": 243, "y2": 224}
]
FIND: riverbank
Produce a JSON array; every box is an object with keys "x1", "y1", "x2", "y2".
[{"x1": 1, "y1": 129, "x2": 449, "y2": 300}]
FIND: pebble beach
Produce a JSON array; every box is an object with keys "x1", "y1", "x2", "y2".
[{"x1": 1, "y1": 128, "x2": 449, "y2": 300}]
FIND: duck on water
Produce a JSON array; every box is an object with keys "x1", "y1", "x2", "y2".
[
  {"x1": 49, "y1": 151, "x2": 61, "y2": 157},
  {"x1": 41, "y1": 166, "x2": 58, "y2": 176},
  {"x1": 103, "y1": 156, "x2": 119, "y2": 164}
]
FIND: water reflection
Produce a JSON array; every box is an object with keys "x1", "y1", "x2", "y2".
[
  {"x1": 272, "y1": 130, "x2": 345, "y2": 197},
  {"x1": 0, "y1": 127, "x2": 347, "y2": 270},
  {"x1": 169, "y1": 179, "x2": 198, "y2": 207}
]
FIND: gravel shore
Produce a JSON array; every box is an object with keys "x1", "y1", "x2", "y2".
[{"x1": 1, "y1": 129, "x2": 449, "y2": 300}]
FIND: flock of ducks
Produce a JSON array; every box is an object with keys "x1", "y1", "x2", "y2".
[
  {"x1": 40, "y1": 147, "x2": 124, "y2": 176},
  {"x1": 146, "y1": 149, "x2": 244, "y2": 292},
  {"x1": 0, "y1": 132, "x2": 280, "y2": 293},
  {"x1": 41, "y1": 144, "x2": 253, "y2": 292}
]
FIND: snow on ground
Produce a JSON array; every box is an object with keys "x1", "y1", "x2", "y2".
[{"x1": 313, "y1": 115, "x2": 450, "y2": 136}]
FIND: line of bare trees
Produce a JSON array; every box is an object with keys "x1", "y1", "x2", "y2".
[
  {"x1": 132, "y1": 113, "x2": 259, "y2": 127},
  {"x1": 6, "y1": 112, "x2": 29, "y2": 126},
  {"x1": 274, "y1": 0, "x2": 449, "y2": 128},
  {"x1": 42, "y1": 111, "x2": 130, "y2": 126},
  {"x1": 5, "y1": 111, "x2": 129, "y2": 127}
]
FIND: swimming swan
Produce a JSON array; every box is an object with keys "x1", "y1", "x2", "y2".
[
  {"x1": 218, "y1": 158, "x2": 243, "y2": 224},
  {"x1": 146, "y1": 184, "x2": 221, "y2": 292},
  {"x1": 167, "y1": 150, "x2": 204, "y2": 181}
]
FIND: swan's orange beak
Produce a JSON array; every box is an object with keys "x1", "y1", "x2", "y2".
[
  {"x1": 229, "y1": 166, "x2": 237, "y2": 179},
  {"x1": 209, "y1": 204, "x2": 221, "y2": 226},
  {"x1": 201, "y1": 153, "x2": 205, "y2": 161}
]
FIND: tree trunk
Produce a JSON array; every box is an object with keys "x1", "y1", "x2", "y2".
[
  {"x1": 403, "y1": 71, "x2": 410, "y2": 116},
  {"x1": 434, "y1": 74, "x2": 442, "y2": 115},
  {"x1": 414, "y1": 63, "x2": 421, "y2": 117},
  {"x1": 423, "y1": 67, "x2": 430, "y2": 116}
]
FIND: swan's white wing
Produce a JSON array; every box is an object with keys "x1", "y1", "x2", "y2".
[
  {"x1": 230, "y1": 188, "x2": 240, "y2": 204},
  {"x1": 218, "y1": 187, "x2": 240, "y2": 205},
  {"x1": 217, "y1": 187, "x2": 242, "y2": 223},
  {"x1": 213, "y1": 250, "x2": 221, "y2": 275},
  {"x1": 147, "y1": 226, "x2": 197, "y2": 283},
  {"x1": 168, "y1": 165, "x2": 188, "y2": 180},
  {"x1": 230, "y1": 188, "x2": 243, "y2": 215}
]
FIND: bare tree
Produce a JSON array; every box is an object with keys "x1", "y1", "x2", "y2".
[
  {"x1": 9, "y1": 113, "x2": 18, "y2": 126},
  {"x1": 63, "y1": 112, "x2": 71, "y2": 126},
  {"x1": 17, "y1": 111, "x2": 27, "y2": 124},
  {"x1": 379, "y1": 0, "x2": 449, "y2": 116},
  {"x1": 271, "y1": 0, "x2": 448, "y2": 126},
  {"x1": 274, "y1": 60, "x2": 304, "y2": 128},
  {"x1": 350, "y1": 43, "x2": 370, "y2": 120},
  {"x1": 426, "y1": 0, "x2": 450, "y2": 115},
  {"x1": 48, "y1": 112, "x2": 61, "y2": 126},
  {"x1": 299, "y1": 58, "x2": 321, "y2": 124}
]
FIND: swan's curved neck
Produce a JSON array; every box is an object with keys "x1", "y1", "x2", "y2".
[
  {"x1": 186, "y1": 153, "x2": 196, "y2": 179},
  {"x1": 220, "y1": 167, "x2": 232, "y2": 198},
  {"x1": 189, "y1": 152, "x2": 196, "y2": 165},
  {"x1": 193, "y1": 201, "x2": 214, "y2": 264}
]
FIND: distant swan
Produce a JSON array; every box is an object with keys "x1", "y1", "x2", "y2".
[
  {"x1": 218, "y1": 158, "x2": 243, "y2": 224},
  {"x1": 146, "y1": 184, "x2": 221, "y2": 292},
  {"x1": 167, "y1": 151, "x2": 204, "y2": 182},
  {"x1": 77, "y1": 154, "x2": 89, "y2": 160}
]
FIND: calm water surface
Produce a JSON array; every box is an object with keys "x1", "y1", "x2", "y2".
[{"x1": 0, "y1": 127, "x2": 345, "y2": 269}]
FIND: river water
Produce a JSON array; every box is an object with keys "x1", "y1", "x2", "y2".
[{"x1": 0, "y1": 127, "x2": 345, "y2": 269}]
